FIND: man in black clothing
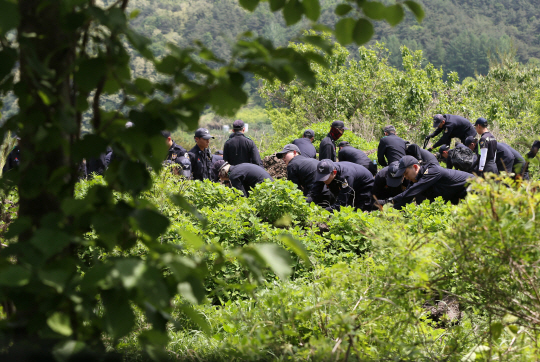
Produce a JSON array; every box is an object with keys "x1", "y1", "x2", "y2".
[
  {"x1": 162, "y1": 130, "x2": 188, "y2": 162},
  {"x1": 292, "y1": 129, "x2": 317, "y2": 159},
  {"x1": 319, "y1": 120, "x2": 349, "y2": 162},
  {"x1": 314, "y1": 159, "x2": 374, "y2": 212},
  {"x1": 338, "y1": 141, "x2": 377, "y2": 175},
  {"x1": 405, "y1": 143, "x2": 439, "y2": 166},
  {"x1": 371, "y1": 161, "x2": 410, "y2": 201},
  {"x1": 474, "y1": 118, "x2": 498, "y2": 176},
  {"x1": 213, "y1": 160, "x2": 273, "y2": 197},
  {"x1": 440, "y1": 143, "x2": 477, "y2": 172},
  {"x1": 3, "y1": 143, "x2": 20, "y2": 173},
  {"x1": 188, "y1": 128, "x2": 215, "y2": 181},
  {"x1": 210, "y1": 150, "x2": 224, "y2": 181},
  {"x1": 495, "y1": 142, "x2": 515, "y2": 174},
  {"x1": 426, "y1": 114, "x2": 476, "y2": 151},
  {"x1": 500, "y1": 143, "x2": 528, "y2": 180},
  {"x1": 223, "y1": 120, "x2": 263, "y2": 167},
  {"x1": 276, "y1": 144, "x2": 333, "y2": 205},
  {"x1": 377, "y1": 125, "x2": 407, "y2": 167},
  {"x1": 384, "y1": 156, "x2": 473, "y2": 209}
]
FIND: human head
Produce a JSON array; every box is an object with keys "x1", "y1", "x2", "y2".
[
  {"x1": 383, "y1": 125, "x2": 396, "y2": 136},
  {"x1": 315, "y1": 159, "x2": 337, "y2": 185},
  {"x1": 439, "y1": 144, "x2": 450, "y2": 159},
  {"x1": 215, "y1": 150, "x2": 223, "y2": 156},
  {"x1": 474, "y1": 117, "x2": 488, "y2": 135},
  {"x1": 233, "y1": 119, "x2": 245, "y2": 133},
  {"x1": 276, "y1": 144, "x2": 301, "y2": 165},
  {"x1": 433, "y1": 114, "x2": 446, "y2": 129},
  {"x1": 161, "y1": 130, "x2": 173, "y2": 148},
  {"x1": 388, "y1": 156, "x2": 421, "y2": 184},
  {"x1": 194, "y1": 128, "x2": 214, "y2": 150},
  {"x1": 212, "y1": 160, "x2": 230, "y2": 181},
  {"x1": 303, "y1": 129, "x2": 315, "y2": 142},
  {"x1": 464, "y1": 136, "x2": 477, "y2": 151},
  {"x1": 337, "y1": 141, "x2": 350, "y2": 150}
]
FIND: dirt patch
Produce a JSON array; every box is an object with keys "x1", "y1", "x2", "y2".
[
  {"x1": 423, "y1": 295, "x2": 461, "y2": 328},
  {"x1": 263, "y1": 155, "x2": 287, "y2": 179}
]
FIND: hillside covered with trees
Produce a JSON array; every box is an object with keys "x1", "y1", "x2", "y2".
[{"x1": 128, "y1": 0, "x2": 540, "y2": 79}]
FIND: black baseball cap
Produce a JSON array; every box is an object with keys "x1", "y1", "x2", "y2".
[
  {"x1": 439, "y1": 144, "x2": 450, "y2": 153},
  {"x1": 215, "y1": 150, "x2": 223, "y2": 155},
  {"x1": 331, "y1": 120, "x2": 349, "y2": 130},
  {"x1": 276, "y1": 144, "x2": 301, "y2": 159},
  {"x1": 315, "y1": 159, "x2": 336, "y2": 182},
  {"x1": 233, "y1": 120, "x2": 245, "y2": 129},
  {"x1": 433, "y1": 114, "x2": 445, "y2": 127},
  {"x1": 337, "y1": 141, "x2": 350, "y2": 148},
  {"x1": 474, "y1": 117, "x2": 488, "y2": 127},
  {"x1": 194, "y1": 128, "x2": 215, "y2": 139},
  {"x1": 464, "y1": 136, "x2": 476, "y2": 146},
  {"x1": 161, "y1": 130, "x2": 171, "y2": 138},
  {"x1": 178, "y1": 157, "x2": 191, "y2": 177},
  {"x1": 303, "y1": 129, "x2": 315, "y2": 138},
  {"x1": 387, "y1": 156, "x2": 419, "y2": 187},
  {"x1": 386, "y1": 161, "x2": 402, "y2": 188}
]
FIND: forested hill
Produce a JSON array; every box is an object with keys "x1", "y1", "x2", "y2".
[{"x1": 127, "y1": 0, "x2": 540, "y2": 79}]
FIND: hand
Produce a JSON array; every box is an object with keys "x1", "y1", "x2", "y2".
[
  {"x1": 424, "y1": 135, "x2": 431, "y2": 141},
  {"x1": 427, "y1": 148, "x2": 433, "y2": 152}
]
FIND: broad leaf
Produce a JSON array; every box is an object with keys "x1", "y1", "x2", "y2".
[
  {"x1": 335, "y1": 18, "x2": 356, "y2": 45},
  {"x1": 252, "y1": 243, "x2": 292, "y2": 280},
  {"x1": 283, "y1": 0, "x2": 304, "y2": 26},
  {"x1": 385, "y1": 4, "x2": 404, "y2": 26},
  {"x1": 303, "y1": 0, "x2": 320, "y2": 21},
  {"x1": 362, "y1": 1, "x2": 386, "y2": 20},
  {"x1": 353, "y1": 18, "x2": 374, "y2": 45},
  {"x1": 335, "y1": 4, "x2": 353, "y2": 16},
  {"x1": 404, "y1": 1, "x2": 425, "y2": 22},
  {"x1": 239, "y1": 0, "x2": 260, "y2": 11},
  {"x1": 47, "y1": 312, "x2": 73, "y2": 336}
]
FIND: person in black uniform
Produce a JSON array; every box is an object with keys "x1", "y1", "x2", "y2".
[
  {"x1": 426, "y1": 114, "x2": 476, "y2": 151},
  {"x1": 377, "y1": 125, "x2": 407, "y2": 167},
  {"x1": 495, "y1": 142, "x2": 515, "y2": 174},
  {"x1": 314, "y1": 159, "x2": 374, "y2": 212},
  {"x1": 3, "y1": 142, "x2": 20, "y2": 173},
  {"x1": 210, "y1": 150, "x2": 224, "y2": 181},
  {"x1": 187, "y1": 128, "x2": 214, "y2": 181},
  {"x1": 337, "y1": 141, "x2": 377, "y2": 175},
  {"x1": 213, "y1": 160, "x2": 273, "y2": 197},
  {"x1": 499, "y1": 142, "x2": 528, "y2": 180},
  {"x1": 371, "y1": 161, "x2": 410, "y2": 202},
  {"x1": 223, "y1": 120, "x2": 263, "y2": 167},
  {"x1": 405, "y1": 143, "x2": 439, "y2": 166},
  {"x1": 276, "y1": 144, "x2": 334, "y2": 206},
  {"x1": 474, "y1": 118, "x2": 498, "y2": 176},
  {"x1": 383, "y1": 156, "x2": 473, "y2": 209},
  {"x1": 319, "y1": 121, "x2": 348, "y2": 162},
  {"x1": 292, "y1": 129, "x2": 317, "y2": 159},
  {"x1": 162, "y1": 130, "x2": 188, "y2": 162}
]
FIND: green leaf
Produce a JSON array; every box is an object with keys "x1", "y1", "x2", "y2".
[
  {"x1": 239, "y1": 0, "x2": 260, "y2": 11},
  {"x1": 490, "y1": 321, "x2": 503, "y2": 340},
  {"x1": 102, "y1": 290, "x2": 135, "y2": 339},
  {"x1": 0, "y1": 265, "x2": 31, "y2": 287},
  {"x1": 74, "y1": 58, "x2": 107, "y2": 93},
  {"x1": 177, "y1": 305, "x2": 211, "y2": 334},
  {"x1": 335, "y1": 18, "x2": 356, "y2": 45},
  {"x1": 178, "y1": 276, "x2": 206, "y2": 304},
  {"x1": 39, "y1": 261, "x2": 75, "y2": 293},
  {"x1": 280, "y1": 234, "x2": 312, "y2": 267},
  {"x1": 283, "y1": 0, "x2": 304, "y2": 26},
  {"x1": 52, "y1": 340, "x2": 87, "y2": 362},
  {"x1": 301, "y1": 35, "x2": 333, "y2": 54},
  {"x1": 302, "y1": 0, "x2": 320, "y2": 21},
  {"x1": 252, "y1": 243, "x2": 292, "y2": 280},
  {"x1": 385, "y1": 4, "x2": 404, "y2": 26},
  {"x1": 47, "y1": 312, "x2": 73, "y2": 336},
  {"x1": 0, "y1": 0, "x2": 20, "y2": 35},
  {"x1": 335, "y1": 4, "x2": 353, "y2": 16},
  {"x1": 170, "y1": 194, "x2": 207, "y2": 227},
  {"x1": 30, "y1": 229, "x2": 72, "y2": 259},
  {"x1": 269, "y1": 0, "x2": 286, "y2": 11},
  {"x1": 0, "y1": 48, "x2": 17, "y2": 82},
  {"x1": 362, "y1": 1, "x2": 386, "y2": 20},
  {"x1": 132, "y1": 208, "x2": 170, "y2": 239},
  {"x1": 115, "y1": 259, "x2": 147, "y2": 290},
  {"x1": 353, "y1": 18, "x2": 374, "y2": 45},
  {"x1": 404, "y1": 1, "x2": 424, "y2": 22}
]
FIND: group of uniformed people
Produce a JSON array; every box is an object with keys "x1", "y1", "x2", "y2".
[{"x1": 2, "y1": 114, "x2": 533, "y2": 212}]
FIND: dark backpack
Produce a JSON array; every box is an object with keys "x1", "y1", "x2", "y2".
[{"x1": 448, "y1": 147, "x2": 474, "y2": 171}]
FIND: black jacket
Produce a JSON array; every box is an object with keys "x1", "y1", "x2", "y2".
[
  {"x1": 338, "y1": 146, "x2": 372, "y2": 169},
  {"x1": 405, "y1": 143, "x2": 439, "y2": 166},
  {"x1": 223, "y1": 132, "x2": 263, "y2": 166},
  {"x1": 319, "y1": 135, "x2": 337, "y2": 162},
  {"x1": 500, "y1": 142, "x2": 525, "y2": 174},
  {"x1": 372, "y1": 166, "x2": 410, "y2": 201},
  {"x1": 377, "y1": 134, "x2": 407, "y2": 167},
  {"x1": 286, "y1": 156, "x2": 324, "y2": 197},
  {"x1": 495, "y1": 142, "x2": 515, "y2": 174},
  {"x1": 430, "y1": 114, "x2": 476, "y2": 149},
  {"x1": 393, "y1": 164, "x2": 473, "y2": 209},
  {"x1": 316, "y1": 162, "x2": 374, "y2": 211},
  {"x1": 444, "y1": 143, "x2": 477, "y2": 173},
  {"x1": 188, "y1": 145, "x2": 213, "y2": 181},
  {"x1": 228, "y1": 163, "x2": 273, "y2": 197},
  {"x1": 167, "y1": 141, "x2": 187, "y2": 162},
  {"x1": 478, "y1": 131, "x2": 498, "y2": 175},
  {"x1": 292, "y1": 138, "x2": 317, "y2": 159}
]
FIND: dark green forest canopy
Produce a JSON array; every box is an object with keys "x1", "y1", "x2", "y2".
[{"x1": 127, "y1": 0, "x2": 540, "y2": 79}]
